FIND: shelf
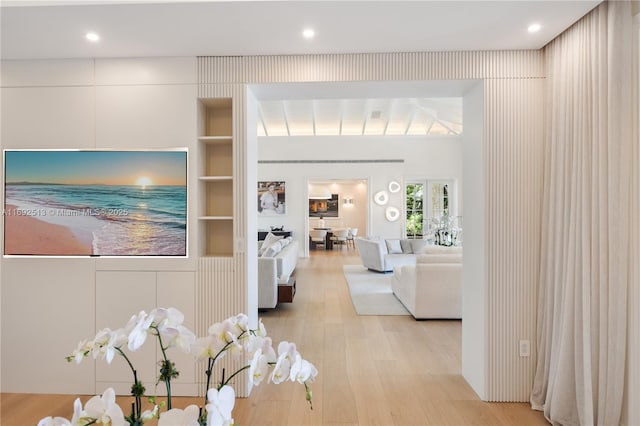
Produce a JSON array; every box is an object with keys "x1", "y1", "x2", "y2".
[
  {"x1": 199, "y1": 216, "x2": 233, "y2": 221},
  {"x1": 203, "y1": 143, "x2": 232, "y2": 176},
  {"x1": 202, "y1": 220, "x2": 233, "y2": 257},
  {"x1": 199, "y1": 176, "x2": 232, "y2": 181},
  {"x1": 199, "y1": 97, "x2": 233, "y2": 258},
  {"x1": 198, "y1": 136, "x2": 233, "y2": 144}
]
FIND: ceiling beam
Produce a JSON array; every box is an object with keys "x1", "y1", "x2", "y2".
[{"x1": 281, "y1": 101, "x2": 291, "y2": 136}]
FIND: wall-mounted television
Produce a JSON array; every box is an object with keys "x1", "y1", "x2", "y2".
[
  {"x1": 3, "y1": 149, "x2": 188, "y2": 257},
  {"x1": 308, "y1": 194, "x2": 339, "y2": 218}
]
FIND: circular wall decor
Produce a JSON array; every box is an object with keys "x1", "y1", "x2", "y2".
[
  {"x1": 373, "y1": 190, "x2": 389, "y2": 206},
  {"x1": 388, "y1": 180, "x2": 401, "y2": 193},
  {"x1": 385, "y1": 206, "x2": 400, "y2": 222}
]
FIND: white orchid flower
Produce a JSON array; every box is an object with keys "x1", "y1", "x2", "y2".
[
  {"x1": 104, "y1": 329, "x2": 128, "y2": 364},
  {"x1": 206, "y1": 386, "x2": 235, "y2": 426},
  {"x1": 140, "y1": 404, "x2": 159, "y2": 422},
  {"x1": 277, "y1": 341, "x2": 299, "y2": 363},
  {"x1": 248, "y1": 348, "x2": 269, "y2": 386},
  {"x1": 150, "y1": 307, "x2": 170, "y2": 325},
  {"x1": 128, "y1": 311, "x2": 153, "y2": 351},
  {"x1": 270, "y1": 354, "x2": 292, "y2": 384},
  {"x1": 289, "y1": 354, "x2": 318, "y2": 384},
  {"x1": 158, "y1": 404, "x2": 200, "y2": 426},
  {"x1": 70, "y1": 397, "x2": 85, "y2": 425},
  {"x1": 191, "y1": 335, "x2": 221, "y2": 361},
  {"x1": 171, "y1": 325, "x2": 196, "y2": 353},
  {"x1": 83, "y1": 388, "x2": 126, "y2": 426},
  {"x1": 256, "y1": 319, "x2": 268, "y2": 337},
  {"x1": 208, "y1": 321, "x2": 243, "y2": 357},
  {"x1": 229, "y1": 313, "x2": 249, "y2": 337},
  {"x1": 70, "y1": 340, "x2": 91, "y2": 364},
  {"x1": 247, "y1": 335, "x2": 276, "y2": 361},
  {"x1": 91, "y1": 329, "x2": 127, "y2": 364},
  {"x1": 90, "y1": 328, "x2": 112, "y2": 359},
  {"x1": 37, "y1": 417, "x2": 71, "y2": 426}
]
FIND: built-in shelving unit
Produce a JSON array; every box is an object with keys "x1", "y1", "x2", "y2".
[{"x1": 198, "y1": 98, "x2": 233, "y2": 257}]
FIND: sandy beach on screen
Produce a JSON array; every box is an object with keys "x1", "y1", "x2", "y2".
[{"x1": 4, "y1": 204, "x2": 92, "y2": 255}]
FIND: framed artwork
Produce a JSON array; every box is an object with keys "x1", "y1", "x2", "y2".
[
  {"x1": 258, "y1": 181, "x2": 286, "y2": 215},
  {"x1": 309, "y1": 194, "x2": 339, "y2": 217}
]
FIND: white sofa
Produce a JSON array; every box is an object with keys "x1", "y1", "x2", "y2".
[
  {"x1": 355, "y1": 237, "x2": 429, "y2": 272},
  {"x1": 258, "y1": 237, "x2": 299, "y2": 309},
  {"x1": 392, "y1": 247, "x2": 462, "y2": 319}
]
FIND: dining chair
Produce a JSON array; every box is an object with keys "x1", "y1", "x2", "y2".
[
  {"x1": 347, "y1": 228, "x2": 358, "y2": 249},
  {"x1": 330, "y1": 228, "x2": 350, "y2": 250},
  {"x1": 309, "y1": 229, "x2": 328, "y2": 250}
]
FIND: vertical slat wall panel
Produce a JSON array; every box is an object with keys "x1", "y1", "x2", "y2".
[
  {"x1": 198, "y1": 51, "x2": 544, "y2": 84},
  {"x1": 197, "y1": 50, "x2": 544, "y2": 402},
  {"x1": 196, "y1": 83, "x2": 249, "y2": 397},
  {"x1": 484, "y1": 79, "x2": 544, "y2": 401},
  {"x1": 627, "y1": 29, "x2": 640, "y2": 422}
]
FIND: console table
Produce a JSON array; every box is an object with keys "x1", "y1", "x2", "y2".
[{"x1": 258, "y1": 230, "x2": 292, "y2": 240}]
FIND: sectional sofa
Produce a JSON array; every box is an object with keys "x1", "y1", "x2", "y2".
[
  {"x1": 355, "y1": 236, "x2": 429, "y2": 272},
  {"x1": 392, "y1": 247, "x2": 462, "y2": 319},
  {"x1": 258, "y1": 234, "x2": 298, "y2": 309}
]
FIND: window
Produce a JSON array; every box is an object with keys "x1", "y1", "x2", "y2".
[
  {"x1": 405, "y1": 183, "x2": 424, "y2": 238},
  {"x1": 404, "y1": 179, "x2": 456, "y2": 239},
  {"x1": 428, "y1": 181, "x2": 450, "y2": 218}
]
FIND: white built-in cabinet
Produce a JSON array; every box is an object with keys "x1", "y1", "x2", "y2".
[{"x1": 198, "y1": 98, "x2": 233, "y2": 257}]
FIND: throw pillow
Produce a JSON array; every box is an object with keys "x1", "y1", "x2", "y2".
[
  {"x1": 280, "y1": 236, "x2": 292, "y2": 248},
  {"x1": 385, "y1": 239, "x2": 402, "y2": 254},
  {"x1": 261, "y1": 240, "x2": 283, "y2": 257},
  {"x1": 400, "y1": 240, "x2": 414, "y2": 254},
  {"x1": 259, "y1": 232, "x2": 284, "y2": 256}
]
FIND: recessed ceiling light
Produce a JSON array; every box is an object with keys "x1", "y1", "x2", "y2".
[
  {"x1": 85, "y1": 32, "x2": 100, "y2": 42},
  {"x1": 528, "y1": 23, "x2": 541, "y2": 33},
  {"x1": 302, "y1": 28, "x2": 315, "y2": 39}
]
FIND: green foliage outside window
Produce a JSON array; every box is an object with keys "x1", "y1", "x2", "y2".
[{"x1": 405, "y1": 183, "x2": 424, "y2": 238}]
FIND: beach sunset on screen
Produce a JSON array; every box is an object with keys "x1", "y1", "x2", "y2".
[
  {"x1": 135, "y1": 176, "x2": 153, "y2": 188},
  {"x1": 4, "y1": 150, "x2": 187, "y2": 256},
  {"x1": 4, "y1": 150, "x2": 186, "y2": 186}
]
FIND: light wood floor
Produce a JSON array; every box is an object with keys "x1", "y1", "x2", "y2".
[{"x1": 1, "y1": 249, "x2": 548, "y2": 425}]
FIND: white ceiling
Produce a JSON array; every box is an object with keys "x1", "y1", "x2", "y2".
[
  {"x1": 258, "y1": 97, "x2": 463, "y2": 137},
  {"x1": 1, "y1": 0, "x2": 601, "y2": 60},
  {"x1": 1, "y1": 1, "x2": 601, "y2": 138}
]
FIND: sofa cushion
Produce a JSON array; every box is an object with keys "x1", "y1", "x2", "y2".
[
  {"x1": 410, "y1": 239, "x2": 429, "y2": 253},
  {"x1": 416, "y1": 254, "x2": 462, "y2": 264},
  {"x1": 419, "y1": 245, "x2": 463, "y2": 255},
  {"x1": 400, "y1": 239, "x2": 414, "y2": 254},
  {"x1": 259, "y1": 232, "x2": 283, "y2": 256},
  {"x1": 386, "y1": 239, "x2": 402, "y2": 254}
]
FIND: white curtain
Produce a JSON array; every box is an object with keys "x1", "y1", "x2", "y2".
[{"x1": 531, "y1": 2, "x2": 636, "y2": 425}]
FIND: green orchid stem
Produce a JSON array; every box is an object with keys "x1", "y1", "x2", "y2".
[
  {"x1": 219, "y1": 364, "x2": 250, "y2": 389},
  {"x1": 116, "y1": 347, "x2": 142, "y2": 421},
  {"x1": 204, "y1": 357, "x2": 214, "y2": 407},
  {"x1": 202, "y1": 330, "x2": 248, "y2": 401},
  {"x1": 154, "y1": 328, "x2": 173, "y2": 410}
]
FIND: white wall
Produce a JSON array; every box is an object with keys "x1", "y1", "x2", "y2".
[
  {"x1": 461, "y1": 82, "x2": 485, "y2": 398},
  {"x1": 0, "y1": 58, "x2": 200, "y2": 394},
  {"x1": 258, "y1": 135, "x2": 462, "y2": 255},
  {"x1": 307, "y1": 180, "x2": 368, "y2": 235}
]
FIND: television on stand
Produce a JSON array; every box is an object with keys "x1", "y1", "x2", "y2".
[{"x1": 3, "y1": 149, "x2": 188, "y2": 257}]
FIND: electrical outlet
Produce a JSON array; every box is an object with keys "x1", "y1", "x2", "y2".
[{"x1": 519, "y1": 340, "x2": 530, "y2": 357}]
